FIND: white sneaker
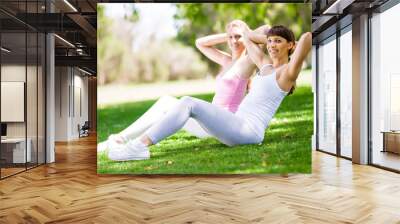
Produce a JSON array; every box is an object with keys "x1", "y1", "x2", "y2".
[
  {"x1": 108, "y1": 139, "x2": 150, "y2": 161},
  {"x1": 97, "y1": 134, "x2": 125, "y2": 153}
]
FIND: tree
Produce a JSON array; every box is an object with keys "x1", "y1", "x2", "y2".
[{"x1": 173, "y1": 3, "x2": 311, "y2": 73}]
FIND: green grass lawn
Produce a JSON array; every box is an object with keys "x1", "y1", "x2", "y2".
[{"x1": 97, "y1": 86, "x2": 313, "y2": 174}]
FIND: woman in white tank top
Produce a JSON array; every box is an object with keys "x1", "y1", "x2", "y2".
[
  {"x1": 98, "y1": 20, "x2": 271, "y2": 153},
  {"x1": 107, "y1": 23, "x2": 312, "y2": 162}
]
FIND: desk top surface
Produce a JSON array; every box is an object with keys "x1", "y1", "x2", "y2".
[
  {"x1": 381, "y1": 131, "x2": 400, "y2": 134},
  {"x1": 1, "y1": 138, "x2": 28, "y2": 143}
]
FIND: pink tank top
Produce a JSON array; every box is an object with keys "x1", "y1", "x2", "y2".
[{"x1": 212, "y1": 74, "x2": 248, "y2": 113}]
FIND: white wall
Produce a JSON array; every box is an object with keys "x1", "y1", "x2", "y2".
[
  {"x1": 1, "y1": 65, "x2": 26, "y2": 139},
  {"x1": 1, "y1": 73, "x2": 25, "y2": 123},
  {"x1": 55, "y1": 67, "x2": 89, "y2": 141},
  {"x1": 0, "y1": 65, "x2": 36, "y2": 137},
  {"x1": 55, "y1": 67, "x2": 69, "y2": 141}
]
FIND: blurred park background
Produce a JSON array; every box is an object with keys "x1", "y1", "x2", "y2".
[{"x1": 97, "y1": 3, "x2": 311, "y2": 107}]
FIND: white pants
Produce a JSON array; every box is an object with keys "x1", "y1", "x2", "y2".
[
  {"x1": 146, "y1": 96, "x2": 263, "y2": 146},
  {"x1": 119, "y1": 95, "x2": 210, "y2": 141}
]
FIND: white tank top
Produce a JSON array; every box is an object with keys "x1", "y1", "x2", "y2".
[{"x1": 236, "y1": 66, "x2": 288, "y2": 139}]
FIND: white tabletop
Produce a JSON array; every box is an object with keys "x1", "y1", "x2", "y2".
[{"x1": 1, "y1": 138, "x2": 27, "y2": 143}]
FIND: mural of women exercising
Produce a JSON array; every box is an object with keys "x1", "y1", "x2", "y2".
[
  {"x1": 98, "y1": 20, "x2": 269, "y2": 153},
  {"x1": 106, "y1": 23, "x2": 311, "y2": 162}
]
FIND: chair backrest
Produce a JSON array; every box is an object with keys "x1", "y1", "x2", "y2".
[{"x1": 82, "y1": 121, "x2": 90, "y2": 129}]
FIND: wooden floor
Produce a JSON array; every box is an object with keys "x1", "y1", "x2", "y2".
[
  {"x1": 1, "y1": 167, "x2": 26, "y2": 177},
  {"x1": 0, "y1": 135, "x2": 400, "y2": 223},
  {"x1": 373, "y1": 150, "x2": 400, "y2": 171}
]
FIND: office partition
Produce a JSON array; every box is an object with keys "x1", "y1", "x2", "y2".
[{"x1": 0, "y1": 1, "x2": 47, "y2": 179}]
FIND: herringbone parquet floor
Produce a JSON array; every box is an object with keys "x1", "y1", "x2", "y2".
[{"x1": 0, "y1": 134, "x2": 399, "y2": 223}]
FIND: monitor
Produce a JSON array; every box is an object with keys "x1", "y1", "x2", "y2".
[{"x1": 1, "y1": 123, "x2": 7, "y2": 137}]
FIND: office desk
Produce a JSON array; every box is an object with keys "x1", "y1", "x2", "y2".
[{"x1": 1, "y1": 138, "x2": 31, "y2": 163}]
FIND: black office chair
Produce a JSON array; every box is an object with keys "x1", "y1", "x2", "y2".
[{"x1": 79, "y1": 121, "x2": 90, "y2": 138}]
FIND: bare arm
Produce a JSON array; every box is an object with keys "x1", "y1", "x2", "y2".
[
  {"x1": 241, "y1": 25, "x2": 270, "y2": 69},
  {"x1": 195, "y1": 33, "x2": 231, "y2": 66},
  {"x1": 247, "y1": 25, "x2": 269, "y2": 44},
  {"x1": 284, "y1": 32, "x2": 312, "y2": 82}
]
